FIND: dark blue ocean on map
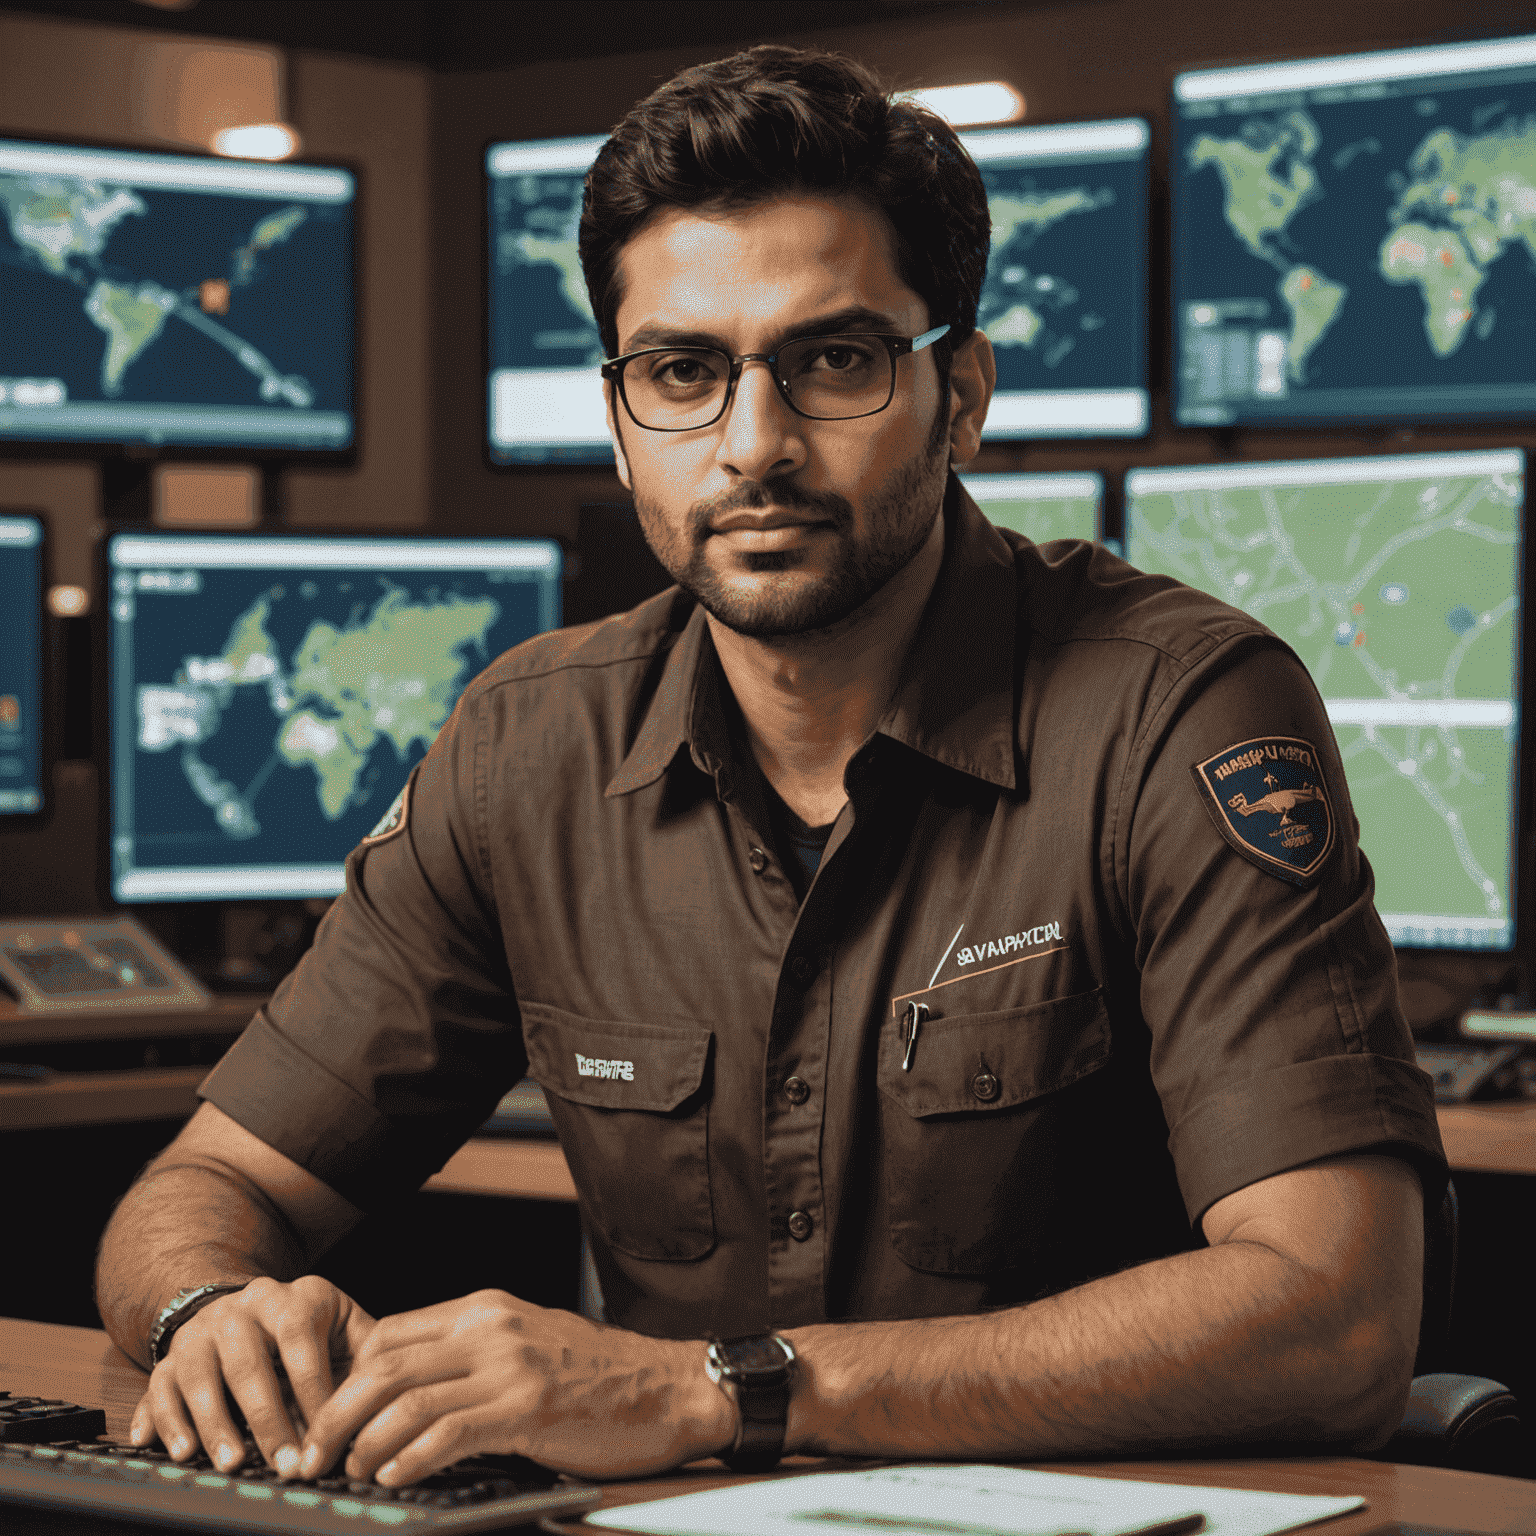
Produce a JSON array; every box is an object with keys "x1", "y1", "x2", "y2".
[
  {"x1": 980, "y1": 156, "x2": 1147, "y2": 395},
  {"x1": 0, "y1": 188, "x2": 352, "y2": 410},
  {"x1": 125, "y1": 571, "x2": 547, "y2": 872},
  {"x1": 1175, "y1": 82, "x2": 1536, "y2": 392},
  {"x1": 489, "y1": 174, "x2": 597, "y2": 373}
]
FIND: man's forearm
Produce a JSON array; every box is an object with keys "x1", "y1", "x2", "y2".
[
  {"x1": 783, "y1": 1238, "x2": 1410, "y2": 1461},
  {"x1": 95, "y1": 1160, "x2": 311, "y2": 1371}
]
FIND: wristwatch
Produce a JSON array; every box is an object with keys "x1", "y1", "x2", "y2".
[
  {"x1": 148, "y1": 1283, "x2": 249, "y2": 1366},
  {"x1": 704, "y1": 1333, "x2": 797, "y2": 1472}
]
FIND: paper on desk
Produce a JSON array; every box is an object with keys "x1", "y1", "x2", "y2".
[{"x1": 585, "y1": 1464, "x2": 1365, "y2": 1536}]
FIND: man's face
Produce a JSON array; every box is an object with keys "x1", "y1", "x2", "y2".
[{"x1": 605, "y1": 193, "x2": 952, "y2": 639}]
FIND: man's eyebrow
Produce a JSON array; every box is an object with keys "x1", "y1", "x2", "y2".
[{"x1": 619, "y1": 306, "x2": 906, "y2": 355}]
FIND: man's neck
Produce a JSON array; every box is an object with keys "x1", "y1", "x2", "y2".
[{"x1": 706, "y1": 508, "x2": 946, "y2": 828}]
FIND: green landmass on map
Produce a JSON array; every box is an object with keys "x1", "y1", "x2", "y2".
[
  {"x1": 281, "y1": 586, "x2": 500, "y2": 818},
  {"x1": 0, "y1": 176, "x2": 145, "y2": 275},
  {"x1": 1187, "y1": 111, "x2": 1322, "y2": 263},
  {"x1": 1128, "y1": 468, "x2": 1520, "y2": 926},
  {"x1": 85, "y1": 280, "x2": 175, "y2": 394},
  {"x1": 1379, "y1": 116, "x2": 1536, "y2": 357},
  {"x1": 1279, "y1": 265, "x2": 1347, "y2": 383},
  {"x1": 515, "y1": 231, "x2": 597, "y2": 326}
]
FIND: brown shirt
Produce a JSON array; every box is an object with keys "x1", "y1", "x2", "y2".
[{"x1": 199, "y1": 475, "x2": 1446, "y2": 1341}]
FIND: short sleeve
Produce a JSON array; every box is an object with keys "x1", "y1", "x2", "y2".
[
  {"x1": 196, "y1": 694, "x2": 527, "y2": 1214},
  {"x1": 1122, "y1": 634, "x2": 1447, "y2": 1226}
]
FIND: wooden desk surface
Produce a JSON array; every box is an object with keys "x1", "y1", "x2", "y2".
[{"x1": 1, "y1": 1316, "x2": 1533, "y2": 1532}]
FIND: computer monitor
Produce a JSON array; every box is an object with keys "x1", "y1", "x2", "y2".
[
  {"x1": 960, "y1": 119, "x2": 1149, "y2": 439},
  {"x1": 0, "y1": 512, "x2": 47, "y2": 822},
  {"x1": 0, "y1": 135, "x2": 355, "y2": 455},
  {"x1": 485, "y1": 134, "x2": 610, "y2": 466},
  {"x1": 104, "y1": 531, "x2": 563, "y2": 903},
  {"x1": 1125, "y1": 450, "x2": 1525, "y2": 951},
  {"x1": 959, "y1": 471, "x2": 1103, "y2": 543},
  {"x1": 1172, "y1": 34, "x2": 1536, "y2": 428},
  {"x1": 484, "y1": 118, "x2": 1150, "y2": 463}
]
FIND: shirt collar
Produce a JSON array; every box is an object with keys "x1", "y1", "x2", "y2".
[{"x1": 606, "y1": 471, "x2": 1018, "y2": 799}]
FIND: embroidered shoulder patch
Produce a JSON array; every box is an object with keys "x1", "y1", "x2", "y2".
[
  {"x1": 1191, "y1": 735, "x2": 1336, "y2": 887},
  {"x1": 362, "y1": 774, "x2": 413, "y2": 847}
]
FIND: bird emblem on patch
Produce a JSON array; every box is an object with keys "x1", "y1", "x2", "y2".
[{"x1": 1191, "y1": 736, "x2": 1336, "y2": 887}]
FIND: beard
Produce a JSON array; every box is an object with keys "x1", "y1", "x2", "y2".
[{"x1": 631, "y1": 401, "x2": 951, "y2": 639}]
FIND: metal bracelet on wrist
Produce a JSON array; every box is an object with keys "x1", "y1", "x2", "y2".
[{"x1": 148, "y1": 1283, "x2": 249, "y2": 1366}]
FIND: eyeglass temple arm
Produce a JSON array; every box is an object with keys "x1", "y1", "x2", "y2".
[{"x1": 910, "y1": 323, "x2": 951, "y2": 354}]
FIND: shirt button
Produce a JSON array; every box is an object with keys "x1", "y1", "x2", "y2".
[
  {"x1": 787, "y1": 1210, "x2": 814, "y2": 1242},
  {"x1": 789, "y1": 954, "x2": 815, "y2": 985},
  {"x1": 748, "y1": 847, "x2": 768, "y2": 874},
  {"x1": 783, "y1": 1075, "x2": 810, "y2": 1106},
  {"x1": 971, "y1": 1071, "x2": 1000, "y2": 1102}
]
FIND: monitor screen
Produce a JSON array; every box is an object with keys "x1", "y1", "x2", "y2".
[
  {"x1": 959, "y1": 471, "x2": 1103, "y2": 543},
  {"x1": 106, "y1": 532, "x2": 563, "y2": 902},
  {"x1": 0, "y1": 513, "x2": 46, "y2": 818},
  {"x1": 486, "y1": 134, "x2": 610, "y2": 466},
  {"x1": 485, "y1": 118, "x2": 1150, "y2": 462},
  {"x1": 0, "y1": 137, "x2": 355, "y2": 453},
  {"x1": 1126, "y1": 450, "x2": 1525, "y2": 951},
  {"x1": 960, "y1": 119, "x2": 1149, "y2": 439},
  {"x1": 1172, "y1": 34, "x2": 1536, "y2": 428}
]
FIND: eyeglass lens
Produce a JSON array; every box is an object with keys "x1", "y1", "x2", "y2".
[{"x1": 620, "y1": 336, "x2": 896, "y2": 430}]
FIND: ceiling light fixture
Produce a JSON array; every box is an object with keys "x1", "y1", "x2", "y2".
[
  {"x1": 897, "y1": 81, "x2": 1026, "y2": 128},
  {"x1": 211, "y1": 123, "x2": 302, "y2": 160}
]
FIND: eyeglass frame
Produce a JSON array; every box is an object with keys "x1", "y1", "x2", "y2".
[{"x1": 600, "y1": 323, "x2": 952, "y2": 432}]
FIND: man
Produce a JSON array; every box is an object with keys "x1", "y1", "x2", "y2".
[{"x1": 97, "y1": 44, "x2": 1443, "y2": 1490}]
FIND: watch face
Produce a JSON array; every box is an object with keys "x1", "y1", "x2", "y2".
[{"x1": 717, "y1": 1336, "x2": 791, "y2": 1373}]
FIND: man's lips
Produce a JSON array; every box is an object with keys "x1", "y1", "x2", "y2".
[{"x1": 709, "y1": 510, "x2": 831, "y2": 534}]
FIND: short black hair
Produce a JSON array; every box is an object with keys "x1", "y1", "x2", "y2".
[{"x1": 578, "y1": 44, "x2": 991, "y2": 379}]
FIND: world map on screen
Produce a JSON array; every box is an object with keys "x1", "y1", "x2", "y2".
[
  {"x1": 975, "y1": 156, "x2": 1145, "y2": 396},
  {"x1": 0, "y1": 172, "x2": 351, "y2": 416},
  {"x1": 122, "y1": 570, "x2": 544, "y2": 873},
  {"x1": 1178, "y1": 77, "x2": 1536, "y2": 412},
  {"x1": 1129, "y1": 460, "x2": 1522, "y2": 947}
]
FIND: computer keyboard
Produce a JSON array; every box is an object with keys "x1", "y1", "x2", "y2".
[{"x1": 0, "y1": 1390, "x2": 603, "y2": 1533}]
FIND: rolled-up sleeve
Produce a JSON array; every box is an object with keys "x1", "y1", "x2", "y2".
[
  {"x1": 196, "y1": 691, "x2": 527, "y2": 1214},
  {"x1": 1120, "y1": 634, "x2": 1447, "y2": 1225}
]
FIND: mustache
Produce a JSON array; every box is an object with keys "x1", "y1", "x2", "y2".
[{"x1": 688, "y1": 478, "x2": 853, "y2": 539}]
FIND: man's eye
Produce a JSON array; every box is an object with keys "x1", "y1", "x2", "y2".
[
  {"x1": 806, "y1": 343, "x2": 876, "y2": 372},
  {"x1": 649, "y1": 354, "x2": 718, "y2": 386}
]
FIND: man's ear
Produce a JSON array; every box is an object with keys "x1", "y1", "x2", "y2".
[
  {"x1": 945, "y1": 328, "x2": 996, "y2": 469},
  {"x1": 604, "y1": 380, "x2": 633, "y2": 492}
]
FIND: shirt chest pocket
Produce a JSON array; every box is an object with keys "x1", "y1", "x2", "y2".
[
  {"x1": 878, "y1": 986, "x2": 1112, "y2": 1276},
  {"x1": 521, "y1": 1002, "x2": 715, "y2": 1262}
]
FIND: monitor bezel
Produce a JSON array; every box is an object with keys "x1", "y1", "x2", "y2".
[
  {"x1": 481, "y1": 130, "x2": 614, "y2": 474},
  {"x1": 956, "y1": 468, "x2": 1108, "y2": 543},
  {"x1": 1167, "y1": 33, "x2": 1536, "y2": 432},
  {"x1": 1122, "y1": 447, "x2": 1530, "y2": 963},
  {"x1": 0, "y1": 127, "x2": 364, "y2": 469},
  {"x1": 92, "y1": 522, "x2": 566, "y2": 912},
  {"x1": 0, "y1": 505, "x2": 54, "y2": 830}
]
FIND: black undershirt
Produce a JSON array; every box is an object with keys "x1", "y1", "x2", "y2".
[{"x1": 761, "y1": 776, "x2": 836, "y2": 899}]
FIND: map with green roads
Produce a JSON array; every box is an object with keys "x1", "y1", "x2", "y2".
[{"x1": 1127, "y1": 453, "x2": 1523, "y2": 948}]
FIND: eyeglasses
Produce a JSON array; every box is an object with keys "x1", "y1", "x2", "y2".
[{"x1": 601, "y1": 324, "x2": 951, "y2": 433}]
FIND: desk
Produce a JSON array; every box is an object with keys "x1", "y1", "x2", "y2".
[{"x1": 1, "y1": 1316, "x2": 1532, "y2": 1532}]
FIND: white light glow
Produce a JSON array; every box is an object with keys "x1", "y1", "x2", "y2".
[
  {"x1": 898, "y1": 81, "x2": 1025, "y2": 127},
  {"x1": 48, "y1": 585, "x2": 89, "y2": 618},
  {"x1": 212, "y1": 123, "x2": 301, "y2": 161}
]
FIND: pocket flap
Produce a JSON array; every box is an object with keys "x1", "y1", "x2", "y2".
[
  {"x1": 521, "y1": 1001, "x2": 712, "y2": 1112},
  {"x1": 879, "y1": 986, "x2": 1111, "y2": 1117}
]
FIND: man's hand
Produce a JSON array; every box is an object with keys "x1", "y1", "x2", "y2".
[
  {"x1": 295, "y1": 1289, "x2": 735, "y2": 1485},
  {"x1": 128, "y1": 1275, "x2": 377, "y2": 1477}
]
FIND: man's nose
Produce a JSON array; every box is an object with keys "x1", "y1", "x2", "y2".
[{"x1": 715, "y1": 359, "x2": 806, "y2": 482}]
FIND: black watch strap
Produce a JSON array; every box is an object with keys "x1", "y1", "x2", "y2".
[
  {"x1": 725, "y1": 1370, "x2": 792, "y2": 1473},
  {"x1": 707, "y1": 1333, "x2": 795, "y2": 1473}
]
